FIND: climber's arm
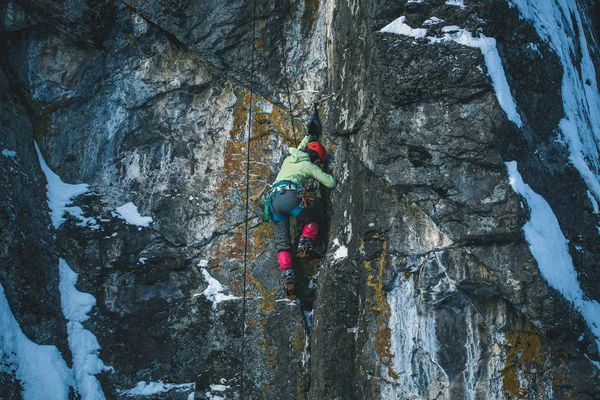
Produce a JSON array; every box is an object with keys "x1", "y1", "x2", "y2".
[
  {"x1": 297, "y1": 135, "x2": 313, "y2": 151},
  {"x1": 308, "y1": 163, "x2": 336, "y2": 189}
]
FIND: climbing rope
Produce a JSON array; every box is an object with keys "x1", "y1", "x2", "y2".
[
  {"x1": 240, "y1": 1, "x2": 305, "y2": 396},
  {"x1": 240, "y1": 0, "x2": 257, "y2": 397},
  {"x1": 277, "y1": 0, "x2": 299, "y2": 146}
]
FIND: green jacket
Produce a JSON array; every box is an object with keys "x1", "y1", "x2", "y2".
[{"x1": 274, "y1": 136, "x2": 336, "y2": 189}]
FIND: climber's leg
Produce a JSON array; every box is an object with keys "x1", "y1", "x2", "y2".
[{"x1": 296, "y1": 207, "x2": 320, "y2": 258}]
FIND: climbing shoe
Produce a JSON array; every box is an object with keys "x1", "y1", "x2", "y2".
[
  {"x1": 281, "y1": 268, "x2": 296, "y2": 299},
  {"x1": 297, "y1": 236, "x2": 319, "y2": 260}
]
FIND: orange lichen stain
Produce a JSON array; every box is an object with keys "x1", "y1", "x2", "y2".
[
  {"x1": 297, "y1": 373, "x2": 307, "y2": 400},
  {"x1": 212, "y1": 87, "x2": 299, "y2": 277},
  {"x1": 370, "y1": 361, "x2": 382, "y2": 400},
  {"x1": 251, "y1": 221, "x2": 273, "y2": 253},
  {"x1": 264, "y1": 344, "x2": 277, "y2": 372},
  {"x1": 246, "y1": 272, "x2": 277, "y2": 314},
  {"x1": 257, "y1": 101, "x2": 299, "y2": 147},
  {"x1": 292, "y1": 325, "x2": 308, "y2": 399},
  {"x1": 256, "y1": 19, "x2": 266, "y2": 52},
  {"x1": 260, "y1": 381, "x2": 275, "y2": 395},
  {"x1": 257, "y1": 337, "x2": 268, "y2": 350},
  {"x1": 500, "y1": 320, "x2": 548, "y2": 399},
  {"x1": 293, "y1": 324, "x2": 305, "y2": 351},
  {"x1": 364, "y1": 238, "x2": 398, "y2": 381},
  {"x1": 211, "y1": 89, "x2": 259, "y2": 268},
  {"x1": 326, "y1": 140, "x2": 336, "y2": 154}
]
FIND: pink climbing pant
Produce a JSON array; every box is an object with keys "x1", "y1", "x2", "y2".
[
  {"x1": 301, "y1": 222, "x2": 319, "y2": 241},
  {"x1": 278, "y1": 250, "x2": 293, "y2": 272}
]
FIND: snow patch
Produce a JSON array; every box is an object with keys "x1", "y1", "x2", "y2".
[
  {"x1": 587, "y1": 190, "x2": 599, "y2": 214},
  {"x1": 585, "y1": 355, "x2": 600, "y2": 371},
  {"x1": 380, "y1": 16, "x2": 427, "y2": 38},
  {"x1": 0, "y1": 283, "x2": 73, "y2": 400},
  {"x1": 332, "y1": 238, "x2": 348, "y2": 260},
  {"x1": 115, "y1": 202, "x2": 153, "y2": 227},
  {"x1": 200, "y1": 269, "x2": 240, "y2": 308},
  {"x1": 506, "y1": 161, "x2": 600, "y2": 350},
  {"x1": 35, "y1": 142, "x2": 90, "y2": 229},
  {"x1": 446, "y1": 0, "x2": 465, "y2": 8},
  {"x1": 119, "y1": 381, "x2": 195, "y2": 397},
  {"x1": 59, "y1": 259, "x2": 109, "y2": 400},
  {"x1": 303, "y1": 310, "x2": 313, "y2": 328},
  {"x1": 423, "y1": 17, "x2": 444, "y2": 26},
  {"x1": 210, "y1": 384, "x2": 230, "y2": 392},
  {"x1": 342, "y1": 162, "x2": 350, "y2": 183},
  {"x1": 441, "y1": 25, "x2": 461, "y2": 33},
  {"x1": 526, "y1": 42, "x2": 541, "y2": 55},
  {"x1": 2, "y1": 149, "x2": 17, "y2": 157}
]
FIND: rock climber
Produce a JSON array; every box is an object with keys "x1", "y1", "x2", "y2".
[{"x1": 266, "y1": 112, "x2": 336, "y2": 298}]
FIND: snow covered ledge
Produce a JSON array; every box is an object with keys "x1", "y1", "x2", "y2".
[
  {"x1": 380, "y1": 16, "x2": 523, "y2": 127},
  {"x1": 35, "y1": 142, "x2": 95, "y2": 230},
  {"x1": 193, "y1": 260, "x2": 241, "y2": 309},
  {"x1": 59, "y1": 258, "x2": 111, "y2": 399}
]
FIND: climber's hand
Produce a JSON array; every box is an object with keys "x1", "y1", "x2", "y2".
[{"x1": 307, "y1": 116, "x2": 322, "y2": 139}]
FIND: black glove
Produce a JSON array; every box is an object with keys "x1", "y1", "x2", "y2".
[{"x1": 307, "y1": 104, "x2": 322, "y2": 138}]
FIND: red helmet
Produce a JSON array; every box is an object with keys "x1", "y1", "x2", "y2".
[{"x1": 307, "y1": 141, "x2": 327, "y2": 163}]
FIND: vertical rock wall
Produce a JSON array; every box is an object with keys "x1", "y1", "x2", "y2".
[
  {"x1": 0, "y1": 64, "x2": 71, "y2": 400},
  {"x1": 311, "y1": 0, "x2": 600, "y2": 398}
]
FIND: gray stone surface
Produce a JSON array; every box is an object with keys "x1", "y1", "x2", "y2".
[{"x1": 1, "y1": 0, "x2": 600, "y2": 399}]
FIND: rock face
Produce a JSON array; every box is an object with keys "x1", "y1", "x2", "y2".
[{"x1": 1, "y1": 0, "x2": 600, "y2": 399}]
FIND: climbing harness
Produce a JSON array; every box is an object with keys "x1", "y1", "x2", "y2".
[{"x1": 263, "y1": 180, "x2": 308, "y2": 222}]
